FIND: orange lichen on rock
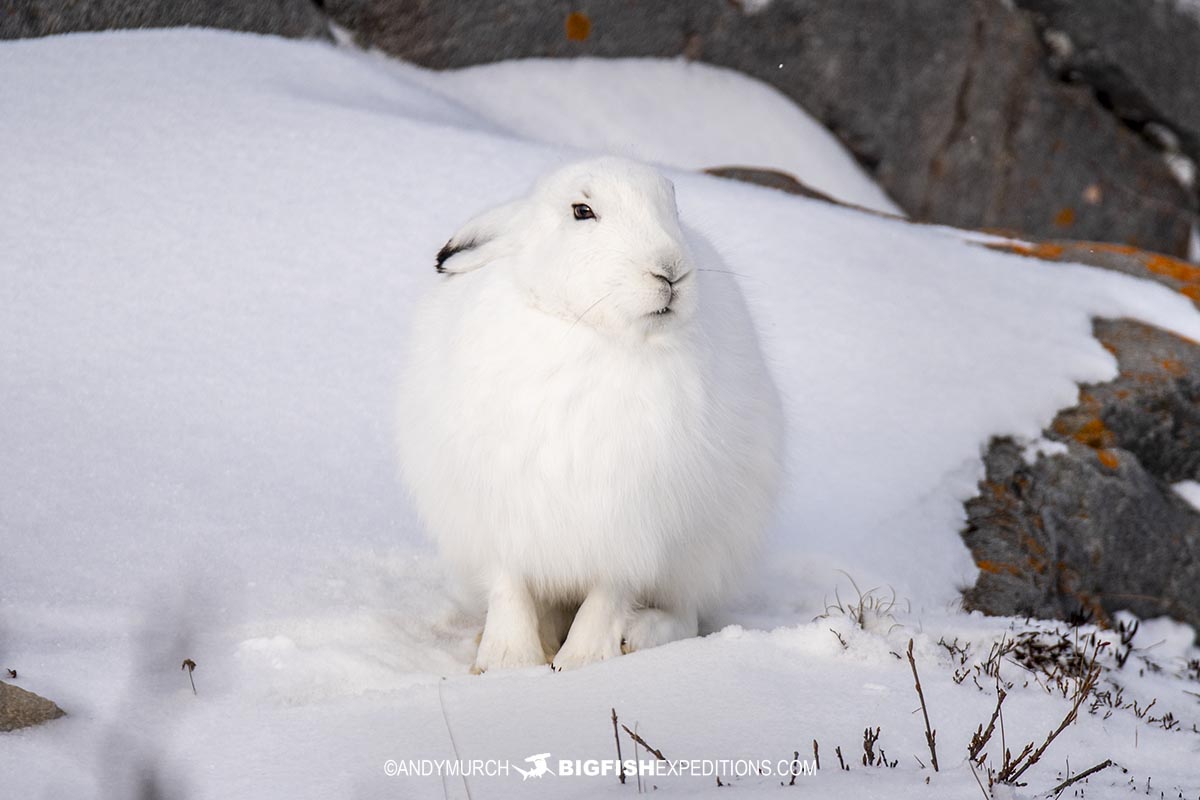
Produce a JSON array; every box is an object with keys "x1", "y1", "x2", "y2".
[
  {"x1": 1081, "y1": 242, "x2": 1140, "y2": 257},
  {"x1": 979, "y1": 226, "x2": 1027, "y2": 239},
  {"x1": 1073, "y1": 417, "x2": 1114, "y2": 449},
  {"x1": 1160, "y1": 358, "x2": 1185, "y2": 376},
  {"x1": 1054, "y1": 207, "x2": 1076, "y2": 228},
  {"x1": 1020, "y1": 533, "x2": 1047, "y2": 557},
  {"x1": 1144, "y1": 254, "x2": 1200, "y2": 284},
  {"x1": 976, "y1": 560, "x2": 1022, "y2": 576},
  {"x1": 987, "y1": 241, "x2": 1065, "y2": 260},
  {"x1": 1097, "y1": 450, "x2": 1119, "y2": 469},
  {"x1": 565, "y1": 11, "x2": 591, "y2": 41}
]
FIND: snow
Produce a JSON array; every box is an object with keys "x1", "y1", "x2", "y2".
[
  {"x1": 1171, "y1": 0, "x2": 1200, "y2": 22},
  {"x1": 2, "y1": 29, "x2": 1200, "y2": 800},
  {"x1": 1165, "y1": 150, "x2": 1197, "y2": 191},
  {"x1": 403, "y1": 57, "x2": 902, "y2": 215},
  {"x1": 737, "y1": 0, "x2": 776, "y2": 13},
  {"x1": 1020, "y1": 437, "x2": 1070, "y2": 464},
  {"x1": 1173, "y1": 480, "x2": 1200, "y2": 511}
]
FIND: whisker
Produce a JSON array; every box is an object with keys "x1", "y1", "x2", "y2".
[
  {"x1": 535, "y1": 291, "x2": 619, "y2": 418},
  {"x1": 562, "y1": 290, "x2": 616, "y2": 340},
  {"x1": 697, "y1": 268, "x2": 755, "y2": 279}
]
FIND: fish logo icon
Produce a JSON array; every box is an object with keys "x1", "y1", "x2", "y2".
[{"x1": 514, "y1": 753, "x2": 553, "y2": 780}]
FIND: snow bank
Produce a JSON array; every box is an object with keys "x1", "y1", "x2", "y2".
[
  {"x1": 401, "y1": 56, "x2": 902, "y2": 215},
  {"x1": 2, "y1": 29, "x2": 1199, "y2": 800},
  {"x1": 1174, "y1": 480, "x2": 1200, "y2": 511}
]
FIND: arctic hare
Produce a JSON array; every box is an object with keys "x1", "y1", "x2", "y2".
[{"x1": 398, "y1": 157, "x2": 783, "y2": 671}]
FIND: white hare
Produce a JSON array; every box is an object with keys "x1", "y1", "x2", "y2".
[{"x1": 397, "y1": 157, "x2": 783, "y2": 671}]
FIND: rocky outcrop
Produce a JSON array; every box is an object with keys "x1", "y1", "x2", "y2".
[
  {"x1": 4, "y1": 0, "x2": 1194, "y2": 256},
  {"x1": 963, "y1": 430, "x2": 1200, "y2": 628},
  {"x1": 0, "y1": 0, "x2": 332, "y2": 41},
  {"x1": 0, "y1": 680, "x2": 66, "y2": 732},
  {"x1": 324, "y1": 0, "x2": 1197, "y2": 258},
  {"x1": 962, "y1": 240, "x2": 1200, "y2": 632},
  {"x1": 703, "y1": 167, "x2": 843, "y2": 206},
  {"x1": 1013, "y1": 0, "x2": 1200, "y2": 169}
]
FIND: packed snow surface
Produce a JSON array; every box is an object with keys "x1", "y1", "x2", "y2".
[
  {"x1": 2, "y1": 30, "x2": 1200, "y2": 800},
  {"x1": 403, "y1": 57, "x2": 902, "y2": 215},
  {"x1": 1172, "y1": 0, "x2": 1200, "y2": 22},
  {"x1": 1174, "y1": 480, "x2": 1200, "y2": 511}
]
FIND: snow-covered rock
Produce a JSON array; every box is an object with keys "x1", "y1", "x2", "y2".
[{"x1": 962, "y1": 242, "x2": 1200, "y2": 631}]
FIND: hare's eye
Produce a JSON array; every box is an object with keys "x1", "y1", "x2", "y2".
[{"x1": 572, "y1": 203, "x2": 596, "y2": 221}]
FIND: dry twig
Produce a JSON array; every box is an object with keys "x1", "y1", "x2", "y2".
[
  {"x1": 611, "y1": 708, "x2": 626, "y2": 784},
  {"x1": 181, "y1": 659, "x2": 197, "y2": 695},
  {"x1": 906, "y1": 639, "x2": 939, "y2": 772},
  {"x1": 968, "y1": 688, "x2": 1007, "y2": 762},
  {"x1": 996, "y1": 664, "x2": 1100, "y2": 785},
  {"x1": 1049, "y1": 759, "x2": 1114, "y2": 797},
  {"x1": 622, "y1": 723, "x2": 666, "y2": 761}
]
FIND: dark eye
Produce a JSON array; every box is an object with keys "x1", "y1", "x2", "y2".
[{"x1": 572, "y1": 203, "x2": 596, "y2": 221}]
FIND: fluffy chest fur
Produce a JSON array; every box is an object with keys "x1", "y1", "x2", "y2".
[{"x1": 399, "y1": 269, "x2": 736, "y2": 599}]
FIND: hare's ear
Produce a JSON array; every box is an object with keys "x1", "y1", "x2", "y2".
[{"x1": 435, "y1": 200, "x2": 524, "y2": 275}]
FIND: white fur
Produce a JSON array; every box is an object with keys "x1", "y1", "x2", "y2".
[{"x1": 397, "y1": 158, "x2": 784, "y2": 671}]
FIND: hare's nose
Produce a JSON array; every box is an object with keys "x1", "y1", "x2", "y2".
[
  {"x1": 650, "y1": 268, "x2": 690, "y2": 286},
  {"x1": 651, "y1": 257, "x2": 687, "y2": 283}
]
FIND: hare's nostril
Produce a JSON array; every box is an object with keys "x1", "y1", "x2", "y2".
[{"x1": 650, "y1": 270, "x2": 689, "y2": 287}]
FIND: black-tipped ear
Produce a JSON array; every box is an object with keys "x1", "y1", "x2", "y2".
[
  {"x1": 433, "y1": 199, "x2": 523, "y2": 276},
  {"x1": 435, "y1": 239, "x2": 476, "y2": 273}
]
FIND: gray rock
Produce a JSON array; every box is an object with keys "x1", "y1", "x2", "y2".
[
  {"x1": 703, "y1": 166, "x2": 843, "y2": 206},
  {"x1": 324, "y1": 0, "x2": 1197, "y2": 257},
  {"x1": 0, "y1": 680, "x2": 66, "y2": 732},
  {"x1": 1013, "y1": 0, "x2": 1200, "y2": 168},
  {"x1": 962, "y1": 434, "x2": 1200, "y2": 629},
  {"x1": 1080, "y1": 319, "x2": 1200, "y2": 484},
  {"x1": 0, "y1": 0, "x2": 331, "y2": 41},
  {"x1": 962, "y1": 316, "x2": 1200, "y2": 633}
]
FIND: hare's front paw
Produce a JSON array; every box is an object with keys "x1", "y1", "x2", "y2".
[
  {"x1": 550, "y1": 586, "x2": 630, "y2": 670},
  {"x1": 473, "y1": 626, "x2": 547, "y2": 673},
  {"x1": 551, "y1": 632, "x2": 622, "y2": 671},
  {"x1": 473, "y1": 575, "x2": 549, "y2": 673}
]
